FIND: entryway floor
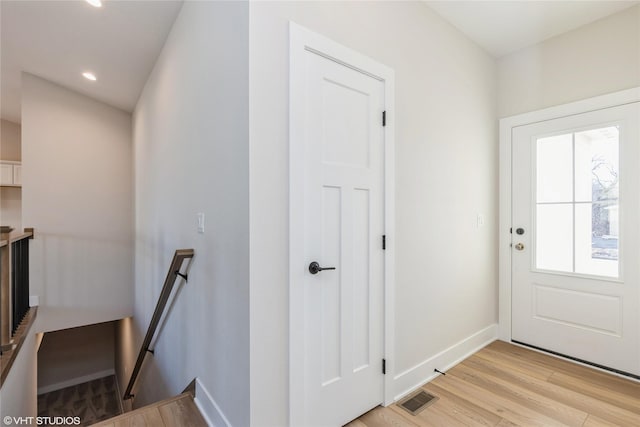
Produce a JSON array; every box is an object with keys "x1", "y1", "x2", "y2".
[
  {"x1": 37, "y1": 375, "x2": 122, "y2": 426},
  {"x1": 348, "y1": 340, "x2": 640, "y2": 426}
]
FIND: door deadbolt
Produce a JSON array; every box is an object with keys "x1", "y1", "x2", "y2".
[
  {"x1": 514, "y1": 243, "x2": 525, "y2": 251},
  {"x1": 516, "y1": 228, "x2": 525, "y2": 235}
]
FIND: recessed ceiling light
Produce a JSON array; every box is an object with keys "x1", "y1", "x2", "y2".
[
  {"x1": 86, "y1": 0, "x2": 102, "y2": 7},
  {"x1": 82, "y1": 72, "x2": 97, "y2": 81}
]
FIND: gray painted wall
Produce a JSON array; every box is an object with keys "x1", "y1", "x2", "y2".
[
  {"x1": 130, "y1": 2, "x2": 250, "y2": 426},
  {"x1": 38, "y1": 322, "x2": 115, "y2": 393}
]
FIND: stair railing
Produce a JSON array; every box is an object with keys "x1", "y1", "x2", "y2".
[
  {"x1": 0, "y1": 227, "x2": 34, "y2": 354},
  {"x1": 123, "y1": 248, "x2": 194, "y2": 400}
]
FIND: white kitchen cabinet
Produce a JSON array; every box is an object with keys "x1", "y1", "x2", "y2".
[
  {"x1": 0, "y1": 164, "x2": 12, "y2": 185},
  {"x1": 12, "y1": 165, "x2": 21, "y2": 186},
  {"x1": 0, "y1": 161, "x2": 22, "y2": 187}
]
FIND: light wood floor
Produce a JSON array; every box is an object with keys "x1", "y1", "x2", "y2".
[
  {"x1": 92, "y1": 392, "x2": 207, "y2": 427},
  {"x1": 348, "y1": 340, "x2": 640, "y2": 427}
]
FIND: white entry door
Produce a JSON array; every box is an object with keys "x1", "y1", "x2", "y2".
[
  {"x1": 512, "y1": 102, "x2": 640, "y2": 377},
  {"x1": 290, "y1": 24, "x2": 392, "y2": 427}
]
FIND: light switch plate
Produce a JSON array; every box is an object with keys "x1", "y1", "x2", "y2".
[{"x1": 197, "y1": 213, "x2": 205, "y2": 233}]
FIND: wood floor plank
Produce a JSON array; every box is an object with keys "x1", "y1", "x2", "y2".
[
  {"x1": 358, "y1": 406, "x2": 422, "y2": 427},
  {"x1": 547, "y1": 372, "x2": 640, "y2": 417},
  {"x1": 93, "y1": 393, "x2": 206, "y2": 427},
  {"x1": 582, "y1": 414, "x2": 622, "y2": 427},
  {"x1": 432, "y1": 372, "x2": 565, "y2": 426},
  {"x1": 448, "y1": 362, "x2": 588, "y2": 426},
  {"x1": 344, "y1": 419, "x2": 369, "y2": 427},
  {"x1": 461, "y1": 356, "x2": 640, "y2": 426},
  {"x1": 488, "y1": 341, "x2": 640, "y2": 397},
  {"x1": 158, "y1": 395, "x2": 208, "y2": 427},
  {"x1": 113, "y1": 408, "x2": 165, "y2": 427},
  {"x1": 495, "y1": 419, "x2": 520, "y2": 427},
  {"x1": 474, "y1": 346, "x2": 555, "y2": 381},
  {"x1": 390, "y1": 403, "x2": 466, "y2": 427},
  {"x1": 422, "y1": 382, "x2": 502, "y2": 426}
]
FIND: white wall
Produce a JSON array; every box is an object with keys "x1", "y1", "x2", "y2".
[
  {"x1": 37, "y1": 321, "x2": 115, "y2": 394},
  {"x1": 21, "y1": 73, "x2": 133, "y2": 327},
  {"x1": 131, "y1": 2, "x2": 249, "y2": 426},
  {"x1": 249, "y1": 2, "x2": 497, "y2": 425},
  {"x1": 498, "y1": 5, "x2": 640, "y2": 117},
  {"x1": 1, "y1": 119, "x2": 22, "y2": 231},
  {"x1": 0, "y1": 327, "x2": 38, "y2": 422}
]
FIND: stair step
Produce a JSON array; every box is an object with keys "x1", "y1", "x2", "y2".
[{"x1": 92, "y1": 392, "x2": 207, "y2": 427}]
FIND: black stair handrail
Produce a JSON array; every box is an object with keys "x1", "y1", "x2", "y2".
[{"x1": 123, "y1": 248, "x2": 194, "y2": 400}]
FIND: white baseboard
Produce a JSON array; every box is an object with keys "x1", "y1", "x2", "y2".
[
  {"x1": 194, "y1": 378, "x2": 232, "y2": 427},
  {"x1": 37, "y1": 369, "x2": 116, "y2": 395},
  {"x1": 392, "y1": 323, "x2": 498, "y2": 401}
]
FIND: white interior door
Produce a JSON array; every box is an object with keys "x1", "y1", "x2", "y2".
[
  {"x1": 290, "y1": 29, "x2": 388, "y2": 427},
  {"x1": 512, "y1": 103, "x2": 640, "y2": 377}
]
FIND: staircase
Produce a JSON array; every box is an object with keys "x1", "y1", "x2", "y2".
[
  {"x1": 34, "y1": 250, "x2": 204, "y2": 427},
  {"x1": 92, "y1": 392, "x2": 207, "y2": 427}
]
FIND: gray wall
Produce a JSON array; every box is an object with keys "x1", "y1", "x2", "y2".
[
  {"x1": 130, "y1": 2, "x2": 249, "y2": 426},
  {"x1": 38, "y1": 322, "x2": 115, "y2": 393}
]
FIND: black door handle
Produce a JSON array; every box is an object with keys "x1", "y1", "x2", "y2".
[{"x1": 309, "y1": 262, "x2": 336, "y2": 275}]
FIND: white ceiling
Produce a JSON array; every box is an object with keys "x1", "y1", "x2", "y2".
[
  {"x1": 2, "y1": 1, "x2": 638, "y2": 123},
  {"x1": 426, "y1": 1, "x2": 640, "y2": 58},
  {"x1": 1, "y1": 0, "x2": 183, "y2": 123}
]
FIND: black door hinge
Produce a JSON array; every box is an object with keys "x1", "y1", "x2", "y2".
[
  {"x1": 382, "y1": 235, "x2": 386, "y2": 250},
  {"x1": 382, "y1": 111, "x2": 386, "y2": 127},
  {"x1": 382, "y1": 359, "x2": 386, "y2": 375},
  {"x1": 510, "y1": 227, "x2": 512, "y2": 234}
]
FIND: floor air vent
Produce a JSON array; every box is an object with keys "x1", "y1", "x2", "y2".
[{"x1": 398, "y1": 390, "x2": 438, "y2": 416}]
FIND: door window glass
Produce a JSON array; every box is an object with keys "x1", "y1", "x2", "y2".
[{"x1": 535, "y1": 126, "x2": 619, "y2": 278}]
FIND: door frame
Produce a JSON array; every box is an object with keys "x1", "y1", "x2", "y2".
[
  {"x1": 499, "y1": 87, "x2": 640, "y2": 342},
  {"x1": 289, "y1": 22, "x2": 396, "y2": 425}
]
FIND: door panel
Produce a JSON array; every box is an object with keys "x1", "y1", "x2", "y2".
[
  {"x1": 352, "y1": 188, "x2": 371, "y2": 371},
  {"x1": 300, "y1": 50, "x2": 385, "y2": 425},
  {"x1": 322, "y1": 80, "x2": 371, "y2": 168},
  {"x1": 320, "y1": 185, "x2": 341, "y2": 385},
  {"x1": 512, "y1": 103, "x2": 640, "y2": 376},
  {"x1": 532, "y1": 284, "x2": 621, "y2": 336}
]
